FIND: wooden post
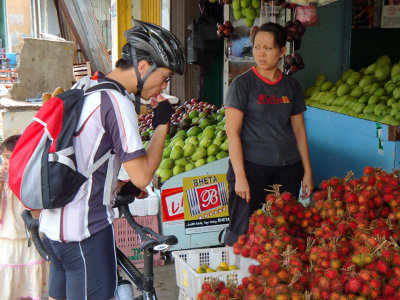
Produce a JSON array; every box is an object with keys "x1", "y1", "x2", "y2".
[{"x1": 58, "y1": 0, "x2": 112, "y2": 74}]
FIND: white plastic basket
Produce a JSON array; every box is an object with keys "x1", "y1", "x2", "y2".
[
  {"x1": 172, "y1": 247, "x2": 258, "y2": 300},
  {"x1": 178, "y1": 289, "x2": 192, "y2": 300}
]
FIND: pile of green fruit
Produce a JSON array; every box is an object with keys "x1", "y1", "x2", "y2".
[
  {"x1": 232, "y1": 0, "x2": 260, "y2": 28},
  {"x1": 304, "y1": 55, "x2": 400, "y2": 125},
  {"x1": 138, "y1": 99, "x2": 228, "y2": 183}
]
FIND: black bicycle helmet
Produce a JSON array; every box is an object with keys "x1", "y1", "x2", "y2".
[
  {"x1": 122, "y1": 20, "x2": 186, "y2": 112},
  {"x1": 124, "y1": 20, "x2": 186, "y2": 75}
]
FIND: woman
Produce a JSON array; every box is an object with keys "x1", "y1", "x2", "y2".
[{"x1": 223, "y1": 22, "x2": 313, "y2": 246}]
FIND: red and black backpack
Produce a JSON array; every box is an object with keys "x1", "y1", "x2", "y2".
[{"x1": 8, "y1": 82, "x2": 121, "y2": 210}]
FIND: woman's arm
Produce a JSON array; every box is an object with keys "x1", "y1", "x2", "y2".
[
  {"x1": 290, "y1": 113, "x2": 314, "y2": 199},
  {"x1": 225, "y1": 108, "x2": 251, "y2": 202}
]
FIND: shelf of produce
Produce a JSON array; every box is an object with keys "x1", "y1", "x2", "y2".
[
  {"x1": 154, "y1": 157, "x2": 229, "y2": 251},
  {"x1": 304, "y1": 106, "x2": 400, "y2": 186}
]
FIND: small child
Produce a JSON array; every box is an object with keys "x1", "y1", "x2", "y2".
[{"x1": 0, "y1": 135, "x2": 49, "y2": 300}]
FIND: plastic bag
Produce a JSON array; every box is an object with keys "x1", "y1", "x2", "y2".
[
  {"x1": 317, "y1": 0, "x2": 338, "y2": 6},
  {"x1": 287, "y1": 0, "x2": 311, "y2": 5},
  {"x1": 295, "y1": 4, "x2": 319, "y2": 26}
]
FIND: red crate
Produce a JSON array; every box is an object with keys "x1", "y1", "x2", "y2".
[{"x1": 113, "y1": 216, "x2": 165, "y2": 268}]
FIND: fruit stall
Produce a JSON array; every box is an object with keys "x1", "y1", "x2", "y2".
[
  {"x1": 138, "y1": 98, "x2": 231, "y2": 250},
  {"x1": 171, "y1": 1, "x2": 400, "y2": 298}
]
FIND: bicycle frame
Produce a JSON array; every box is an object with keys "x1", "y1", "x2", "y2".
[{"x1": 116, "y1": 247, "x2": 158, "y2": 300}]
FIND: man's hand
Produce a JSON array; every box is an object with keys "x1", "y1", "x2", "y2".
[
  {"x1": 151, "y1": 96, "x2": 174, "y2": 129},
  {"x1": 136, "y1": 188, "x2": 149, "y2": 199}
]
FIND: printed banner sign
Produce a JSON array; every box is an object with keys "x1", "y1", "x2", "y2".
[
  {"x1": 183, "y1": 174, "x2": 229, "y2": 234},
  {"x1": 161, "y1": 187, "x2": 184, "y2": 223}
]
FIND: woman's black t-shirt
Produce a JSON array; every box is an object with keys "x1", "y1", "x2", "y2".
[{"x1": 224, "y1": 66, "x2": 306, "y2": 166}]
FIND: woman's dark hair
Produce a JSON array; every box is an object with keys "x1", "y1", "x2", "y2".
[
  {"x1": 0, "y1": 135, "x2": 21, "y2": 152},
  {"x1": 115, "y1": 43, "x2": 154, "y2": 70},
  {"x1": 251, "y1": 22, "x2": 287, "y2": 48}
]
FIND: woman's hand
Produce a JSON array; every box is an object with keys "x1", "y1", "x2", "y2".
[
  {"x1": 235, "y1": 176, "x2": 251, "y2": 203},
  {"x1": 301, "y1": 173, "x2": 314, "y2": 199}
]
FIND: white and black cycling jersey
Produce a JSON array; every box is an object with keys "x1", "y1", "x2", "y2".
[{"x1": 40, "y1": 72, "x2": 146, "y2": 242}]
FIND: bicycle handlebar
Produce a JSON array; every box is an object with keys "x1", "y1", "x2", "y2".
[
  {"x1": 21, "y1": 191, "x2": 177, "y2": 261},
  {"x1": 21, "y1": 210, "x2": 50, "y2": 261},
  {"x1": 115, "y1": 194, "x2": 178, "y2": 252}
]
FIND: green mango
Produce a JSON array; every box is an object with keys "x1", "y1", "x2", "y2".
[
  {"x1": 216, "y1": 151, "x2": 229, "y2": 160},
  {"x1": 394, "y1": 87, "x2": 400, "y2": 100},
  {"x1": 376, "y1": 55, "x2": 391, "y2": 67},
  {"x1": 185, "y1": 136, "x2": 199, "y2": 146},
  {"x1": 321, "y1": 81, "x2": 333, "y2": 91},
  {"x1": 220, "y1": 141, "x2": 229, "y2": 152},
  {"x1": 387, "y1": 98, "x2": 397, "y2": 107},
  {"x1": 183, "y1": 143, "x2": 195, "y2": 157},
  {"x1": 337, "y1": 83, "x2": 351, "y2": 97},
  {"x1": 202, "y1": 126, "x2": 216, "y2": 139},
  {"x1": 185, "y1": 163, "x2": 195, "y2": 172},
  {"x1": 368, "y1": 95, "x2": 380, "y2": 105},
  {"x1": 162, "y1": 147, "x2": 172, "y2": 158},
  {"x1": 374, "y1": 87, "x2": 386, "y2": 97},
  {"x1": 172, "y1": 165, "x2": 184, "y2": 176},
  {"x1": 391, "y1": 63, "x2": 400, "y2": 80},
  {"x1": 315, "y1": 74, "x2": 327, "y2": 87},
  {"x1": 358, "y1": 93, "x2": 370, "y2": 104},
  {"x1": 175, "y1": 157, "x2": 188, "y2": 167},
  {"x1": 170, "y1": 145, "x2": 183, "y2": 160},
  {"x1": 375, "y1": 64, "x2": 391, "y2": 82},
  {"x1": 207, "y1": 156, "x2": 217, "y2": 164},
  {"x1": 365, "y1": 63, "x2": 376, "y2": 75},
  {"x1": 347, "y1": 72, "x2": 361, "y2": 86},
  {"x1": 187, "y1": 126, "x2": 202, "y2": 137},
  {"x1": 207, "y1": 144, "x2": 220, "y2": 156},
  {"x1": 160, "y1": 169, "x2": 173, "y2": 182},
  {"x1": 359, "y1": 75, "x2": 374, "y2": 88},
  {"x1": 341, "y1": 69, "x2": 354, "y2": 81},
  {"x1": 350, "y1": 86, "x2": 364, "y2": 98},
  {"x1": 385, "y1": 82, "x2": 397, "y2": 95},
  {"x1": 363, "y1": 105, "x2": 374, "y2": 114},
  {"x1": 191, "y1": 148, "x2": 207, "y2": 161},
  {"x1": 195, "y1": 159, "x2": 206, "y2": 168}
]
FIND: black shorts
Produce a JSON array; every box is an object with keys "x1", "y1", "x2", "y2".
[
  {"x1": 43, "y1": 225, "x2": 117, "y2": 300},
  {"x1": 224, "y1": 159, "x2": 304, "y2": 246}
]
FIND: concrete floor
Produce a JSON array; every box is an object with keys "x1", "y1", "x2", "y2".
[
  {"x1": 147, "y1": 261, "x2": 180, "y2": 299},
  {"x1": 130, "y1": 261, "x2": 180, "y2": 299}
]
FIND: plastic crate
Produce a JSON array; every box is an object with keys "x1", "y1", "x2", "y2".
[
  {"x1": 172, "y1": 247, "x2": 258, "y2": 300},
  {"x1": 178, "y1": 288, "x2": 192, "y2": 300},
  {"x1": 114, "y1": 216, "x2": 165, "y2": 268}
]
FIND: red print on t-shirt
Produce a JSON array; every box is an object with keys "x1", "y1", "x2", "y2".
[{"x1": 257, "y1": 94, "x2": 291, "y2": 104}]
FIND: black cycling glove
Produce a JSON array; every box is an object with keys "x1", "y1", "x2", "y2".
[{"x1": 152, "y1": 100, "x2": 174, "y2": 129}]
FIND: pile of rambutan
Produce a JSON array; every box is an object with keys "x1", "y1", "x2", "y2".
[{"x1": 197, "y1": 167, "x2": 400, "y2": 300}]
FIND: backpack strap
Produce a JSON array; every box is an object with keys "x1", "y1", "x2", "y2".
[
  {"x1": 82, "y1": 149, "x2": 114, "y2": 178},
  {"x1": 49, "y1": 148, "x2": 114, "y2": 177},
  {"x1": 84, "y1": 81, "x2": 125, "y2": 96}
]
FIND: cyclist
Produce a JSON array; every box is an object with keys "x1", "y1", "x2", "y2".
[{"x1": 39, "y1": 20, "x2": 186, "y2": 300}]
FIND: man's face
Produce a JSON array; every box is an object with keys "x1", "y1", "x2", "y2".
[{"x1": 140, "y1": 67, "x2": 173, "y2": 100}]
